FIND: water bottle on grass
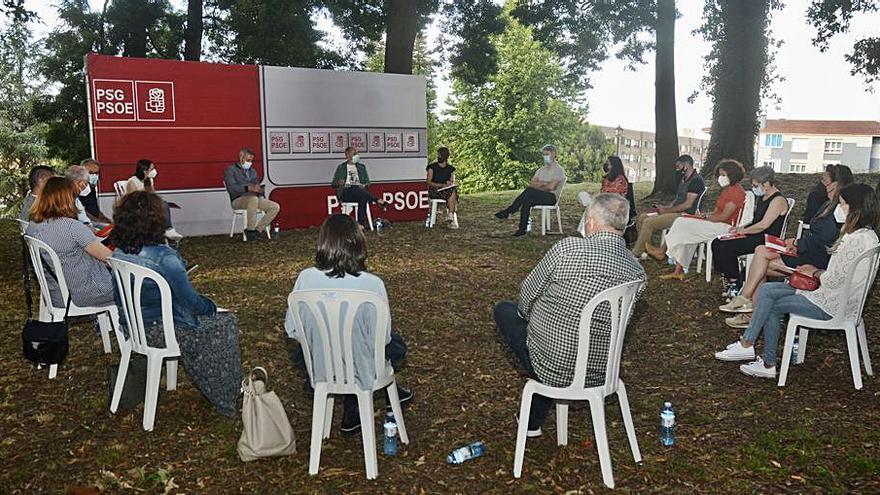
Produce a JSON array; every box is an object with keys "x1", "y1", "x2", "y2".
[
  {"x1": 447, "y1": 441, "x2": 485, "y2": 464},
  {"x1": 383, "y1": 417, "x2": 398, "y2": 456},
  {"x1": 660, "y1": 402, "x2": 675, "y2": 446},
  {"x1": 273, "y1": 222, "x2": 280, "y2": 239}
]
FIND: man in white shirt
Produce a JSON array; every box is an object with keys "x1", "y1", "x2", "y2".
[
  {"x1": 66, "y1": 165, "x2": 95, "y2": 225},
  {"x1": 495, "y1": 144, "x2": 567, "y2": 236}
]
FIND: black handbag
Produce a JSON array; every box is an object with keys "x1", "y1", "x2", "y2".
[{"x1": 21, "y1": 237, "x2": 70, "y2": 366}]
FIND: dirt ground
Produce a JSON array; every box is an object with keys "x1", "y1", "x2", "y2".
[{"x1": 1, "y1": 174, "x2": 879, "y2": 494}]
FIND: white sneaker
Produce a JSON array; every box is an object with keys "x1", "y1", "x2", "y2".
[
  {"x1": 715, "y1": 341, "x2": 756, "y2": 362},
  {"x1": 739, "y1": 358, "x2": 777, "y2": 378},
  {"x1": 447, "y1": 213, "x2": 455, "y2": 222},
  {"x1": 719, "y1": 295, "x2": 753, "y2": 313},
  {"x1": 515, "y1": 414, "x2": 542, "y2": 438},
  {"x1": 164, "y1": 228, "x2": 184, "y2": 241},
  {"x1": 450, "y1": 218, "x2": 460, "y2": 229}
]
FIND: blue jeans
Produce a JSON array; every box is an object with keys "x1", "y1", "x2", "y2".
[
  {"x1": 743, "y1": 282, "x2": 830, "y2": 365},
  {"x1": 494, "y1": 301, "x2": 551, "y2": 430}
]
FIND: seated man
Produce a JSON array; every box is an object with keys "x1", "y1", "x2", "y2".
[
  {"x1": 631, "y1": 154, "x2": 705, "y2": 257},
  {"x1": 495, "y1": 144, "x2": 567, "y2": 236},
  {"x1": 19, "y1": 165, "x2": 56, "y2": 222},
  {"x1": 66, "y1": 165, "x2": 96, "y2": 226},
  {"x1": 78, "y1": 158, "x2": 113, "y2": 225},
  {"x1": 223, "y1": 148, "x2": 281, "y2": 241},
  {"x1": 332, "y1": 146, "x2": 388, "y2": 229},
  {"x1": 494, "y1": 193, "x2": 647, "y2": 436}
]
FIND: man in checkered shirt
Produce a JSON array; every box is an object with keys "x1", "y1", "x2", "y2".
[{"x1": 495, "y1": 193, "x2": 647, "y2": 435}]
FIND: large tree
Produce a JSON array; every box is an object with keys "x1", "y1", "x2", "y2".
[
  {"x1": 807, "y1": 0, "x2": 880, "y2": 85},
  {"x1": 652, "y1": 0, "x2": 679, "y2": 195},
  {"x1": 697, "y1": 0, "x2": 782, "y2": 176},
  {"x1": 184, "y1": 0, "x2": 203, "y2": 61}
]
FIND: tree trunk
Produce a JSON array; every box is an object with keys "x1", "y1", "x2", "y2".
[
  {"x1": 703, "y1": 0, "x2": 769, "y2": 177},
  {"x1": 651, "y1": 0, "x2": 679, "y2": 196},
  {"x1": 184, "y1": 0, "x2": 203, "y2": 61},
  {"x1": 384, "y1": 0, "x2": 419, "y2": 74}
]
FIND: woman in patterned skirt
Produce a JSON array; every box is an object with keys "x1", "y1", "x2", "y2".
[{"x1": 109, "y1": 191, "x2": 243, "y2": 416}]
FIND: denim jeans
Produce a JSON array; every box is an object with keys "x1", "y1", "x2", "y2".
[
  {"x1": 494, "y1": 301, "x2": 551, "y2": 430},
  {"x1": 742, "y1": 282, "x2": 831, "y2": 365}
]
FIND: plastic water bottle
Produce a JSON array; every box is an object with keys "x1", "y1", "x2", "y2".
[
  {"x1": 792, "y1": 335, "x2": 800, "y2": 364},
  {"x1": 375, "y1": 218, "x2": 385, "y2": 235},
  {"x1": 526, "y1": 218, "x2": 533, "y2": 233},
  {"x1": 383, "y1": 419, "x2": 398, "y2": 456},
  {"x1": 425, "y1": 212, "x2": 431, "y2": 228},
  {"x1": 446, "y1": 441, "x2": 485, "y2": 464},
  {"x1": 273, "y1": 222, "x2": 280, "y2": 239},
  {"x1": 660, "y1": 402, "x2": 675, "y2": 447}
]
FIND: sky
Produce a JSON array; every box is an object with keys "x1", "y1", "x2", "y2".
[{"x1": 22, "y1": 0, "x2": 880, "y2": 139}]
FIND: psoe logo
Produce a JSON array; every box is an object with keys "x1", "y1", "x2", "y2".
[
  {"x1": 135, "y1": 81, "x2": 175, "y2": 121},
  {"x1": 92, "y1": 79, "x2": 136, "y2": 121}
]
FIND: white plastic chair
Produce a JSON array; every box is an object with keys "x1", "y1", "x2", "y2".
[
  {"x1": 23, "y1": 235, "x2": 116, "y2": 379},
  {"x1": 513, "y1": 280, "x2": 645, "y2": 489},
  {"x1": 741, "y1": 197, "x2": 796, "y2": 278},
  {"x1": 288, "y1": 289, "x2": 409, "y2": 480},
  {"x1": 661, "y1": 187, "x2": 707, "y2": 246},
  {"x1": 107, "y1": 257, "x2": 181, "y2": 431},
  {"x1": 224, "y1": 181, "x2": 271, "y2": 240},
  {"x1": 16, "y1": 218, "x2": 28, "y2": 234},
  {"x1": 427, "y1": 199, "x2": 458, "y2": 228},
  {"x1": 531, "y1": 199, "x2": 563, "y2": 236},
  {"x1": 796, "y1": 221, "x2": 810, "y2": 240},
  {"x1": 340, "y1": 202, "x2": 375, "y2": 231},
  {"x1": 697, "y1": 191, "x2": 754, "y2": 282},
  {"x1": 778, "y1": 243, "x2": 880, "y2": 390},
  {"x1": 113, "y1": 180, "x2": 127, "y2": 197}
]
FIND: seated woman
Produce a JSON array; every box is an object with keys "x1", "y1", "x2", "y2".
[
  {"x1": 125, "y1": 159, "x2": 183, "y2": 241},
  {"x1": 710, "y1": 166, "x2": 789, "y2": 296},
  {"x1": 600, "y1": 156, "x2": 629, "y2": 195},
  {"x1": 284, "y1": 214, "x2": 412, "y2": 434},
  {"x1": 426, "y1": 147, "x2": 459, "y2": 229},
  {"x1": 109, "y1": 191, "x2": 243, "y2": 417},
  {"x1": 715, "y1": 183, "x2": 879, "y2": 378},
  {"x1": 801, "y1": 164, "x2": 841, "y2": 224},
  {"x1": 25, "y1": 177, "x2": 115, "y2": 308},
  {"x1": 649, "y1": 159, "x2": 747, "y2": 280},
  {"x1": 720, "y1": 165, "x2": 853, "y2": 327}
]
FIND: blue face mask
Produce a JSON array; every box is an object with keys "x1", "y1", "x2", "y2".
[
  {"x1": 88, "y1": 174, "x2": 99, "y2": 186},
  {"x1": 752, "y1": 185, "x2": 765, "y2": 197}
]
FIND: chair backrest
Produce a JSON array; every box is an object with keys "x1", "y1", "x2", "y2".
[
  {"x1": 694, "y1": 187, "x2": 708, "y2": 214},
  {"x1": 737, "y1": 191, "x2": 755, "y2": 227},
  {"x1": 16, "y1": 218, "x2": 28, "y2": 234},
  {"x1": 113, "y1": 180, "x2": 127, "y2": 198},
  {"x1": 107, "y1": 257, "x2": 180, "y2": 356},
  {"x1": 781, "y1": 197, "x2": 796, "y2": 238},
  {"x1": 569, "y1": 280, "x2": 645, "y2": 396},
  {"x1": 828, "y1": 243, "x2": 880, "y2": 326},
  {"x1": 23, "y1": 235, "x2": 70, "y2": 312},
  {"x1": 287, "y1": 289, "x2": 391, "y2": 389}
]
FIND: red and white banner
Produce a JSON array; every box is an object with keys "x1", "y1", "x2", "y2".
[{"x1": 86, "y1": 54, "x2": 429, "y2": 235}]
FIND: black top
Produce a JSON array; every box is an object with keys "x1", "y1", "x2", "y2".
[
  {"x1": 427, "y1": 162, "x2": 455, "y2": 185},
  {"x1": 748, "y1": 191, "x2": 786, "y2": 237},
  {"x1": 80, "y1": 184, "x2": 102, "y2": 217},
  {"x1": 673, "y1": 170, "x2": 706, "y2": 214},
  {"x1": 801, "y1": 187, "x2": 827, "y2": 223}
]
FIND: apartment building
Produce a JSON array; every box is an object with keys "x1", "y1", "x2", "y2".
[
  {"x1": 597, "y1": 125, "x2": 710, "y2": 182},
  {"x1": 756, "y1": 119, "x2": 880, "y2": 174}
]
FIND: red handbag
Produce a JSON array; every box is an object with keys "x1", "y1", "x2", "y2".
[{"x1": 788, "y1": 270, "x2": 821, "y2": 291}]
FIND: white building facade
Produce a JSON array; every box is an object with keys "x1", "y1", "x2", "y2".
[{"x1": 756, "y1": 119, "x2": 880, "y2": 174}]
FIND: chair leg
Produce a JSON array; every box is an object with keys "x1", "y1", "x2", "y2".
[
  {"x1": 166, "y1": 358, "x2": 178, "y2": 391},
  {"x1": 323, "y1": 396, "x2": 334, "y2": 440},
  {"x1": 857, "y1": 320, "x2": 873, "y2": 376},
  {"x1": 556, "y1": 402, "x2": 569, "y2": 446},
  {"x1": 588, "y1": 396, "x2": 615, "y2": 489},
  {"x1": 777, "y1": 321, "x2": 797, "y2": 387},
  {"x1": 143, "y1": 356, "x2": 164, "y2": 431},
  {"x1": 429, "y1": 202, "x2": 437, "y2": 228},
  {"x1": 696, "y1": 244, "x2": 704, "y2": 274},
  {"x1": 541, "y1": 209, "x2": 547, "y2": 236},
  {"x1": 797, "y1": 329, "x2": 810, "y2": 364},
  {"x1": 356, "y1": 392, "x2": 378, "y2": 479},
  {"x1": 705, "y1": 246, "x2": 713, "y2": 283},
  {"x1": 844, "y1": 324, "x2": 863, "y2": 390},
  {"x1": 513, "y1": 385, "x2": 534, "y2": 478},
  {"x1": 387, "y1": 381, "x2": 409, "y2": 444},
  {"x1": 366, "y1": 205, "x2": 374, "y2": 231},
  {"x1": 309, "y1": 386, "x2": 328, "y2": 475},
  {"x1": 111, "y1": 347, "x2": 132, "y2": 413},
  {"x1": 97, "y1": 312, "x2": 112, "y2": 354},
  {"x1": 48, "y1": 364, "x2": 58, "y2": 379},
  {"x1": 617, "y1": 381, "x2": 642, "y2": 463},
  {"x1": 229, "y1": 213, "x2": 237, "y2": 238},
  {"x1": 555, "y1": 206, "x2": 562, "y2": 234}
]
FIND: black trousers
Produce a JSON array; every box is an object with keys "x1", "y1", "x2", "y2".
[
  {"x1": 494, "y1": 301, "x2": 551, "y2": 430},
  {"x1": 504, "y1": 187, "x2": 557, "y2": 232},
  {"x1": 711, "y1": 233, "x2": 764, "y2": 279},
  {"x1": 338, "y1": 186, "x2": 379, "y2": 225}
]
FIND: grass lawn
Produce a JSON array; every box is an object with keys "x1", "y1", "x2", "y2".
[{"x1": 1, "y1": 175, "x2": 879, "y2": 493}]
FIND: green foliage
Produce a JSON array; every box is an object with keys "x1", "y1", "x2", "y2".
[
  {"x1": 0, "y1": 1, "x2": 48, "y2": 217},
  {"x1": 441, "y1": 16, "x2": 609, "y2": 193},
  {"x1": 807, "y1": 0, "x2": 880, "y2": 85}
]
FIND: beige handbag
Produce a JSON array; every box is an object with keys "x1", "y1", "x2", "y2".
[{"x1": 237, "y1": 367, "x2": 296, "y2": 462}]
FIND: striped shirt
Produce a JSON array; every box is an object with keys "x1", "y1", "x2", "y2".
[
  {"x1": 25, "y1": 218, "x2": 114, "y2": 308},
  {"x1": 519, "y1": 232, "x2": 646, "y2": 388}
]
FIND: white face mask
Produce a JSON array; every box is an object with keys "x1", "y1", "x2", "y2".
[
  {"x1": 79, "y1": 183, "x2": 91, "y2": 197},
  {"x1": 147, "y1": 168, "x2": 157, "y2": 179},
  {"x1": 88, "y1": 173, "x2": 99, "y2": 186},
  {"x1": 352, "y1": 154, "x2": 361, "y2": 164},
  {"x1": 543, "y1": 155, "x2": 552, "y2": 165},
  {"x1": 834, "y1": 204, "x2": 847, "y2": 223},
  {"x1": 241, "y1": 161, "x2": 252, "y2": 170},
  {"x1": 717, "y1": 175, "x2": 730, "y2": 188}
]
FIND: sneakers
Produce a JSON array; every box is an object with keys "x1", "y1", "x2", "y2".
[
  {"x1": 385, "y1": 386, "x2": 414, "y2": 410},
  {"x1": 244, "y1": 229, "x2": 260, "y2": 241},
  {"x1": 340, "y1": 409, "x2": 361, "y2": 435},
  {"x1": 719, "y1": 295, "x2": 753, "y2": 313},
  {"x1": 715, "y1": 340, "x2": 756, "y2": 361},
  {"x1": 450, "y1": 218, "x2": 460, "y2": 229},
  {"x1": 739, "y1": 357, "x2": 777, "y2": 378},
  {"x1": 164, "y1": 227, "x2": 183, "y2": 241},
  {"x1": 513, "y1": 230, "x2": 527, "y2": 237},
  {"x1": 495, "y1": 209, "x2": 509, "y2": 220},
  {"x1": 725, "y1": 314, "x2": 752, "y2": 329},
  {"x1": 515, "y1": 414, "x2": 543, "y2": 438}
]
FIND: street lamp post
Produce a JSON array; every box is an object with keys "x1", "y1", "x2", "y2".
[{"x1": 615, "y1": 125, "x2": 623, "y2": 156}]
